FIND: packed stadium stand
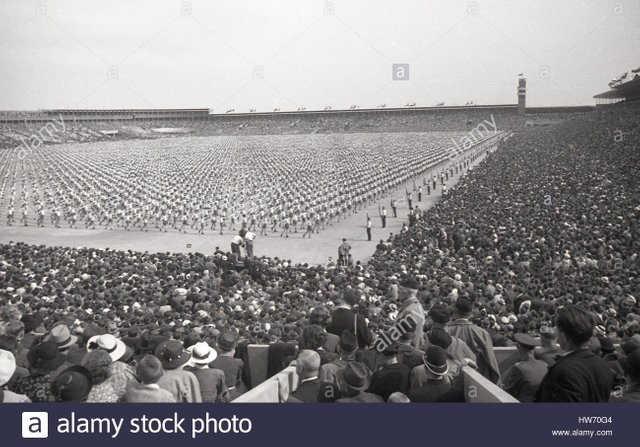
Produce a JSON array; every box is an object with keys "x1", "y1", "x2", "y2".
[{"x1": 1, "y1": 100, "x2": 638, "y2": 403}]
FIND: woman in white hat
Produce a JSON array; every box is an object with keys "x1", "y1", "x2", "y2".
[
  {"x1": 87, "y1": 334, "x2": 135, "y2": 399},
  {"x1": 184, "y1": 342, "x2": 229, "y2": 402}
]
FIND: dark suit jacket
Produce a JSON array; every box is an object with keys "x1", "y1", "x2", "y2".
[
  {"x1": 327, "y1": 308, "x2": 372, "y2": 348},
  {"x1": 534, "y1": 349, "x2": 614, "y2": 402},
  {"x1": 368, "y1": 363, "x2": 410, "y2": 401},
  {"x1": 291, "y1": 378, "x2": 321, "y2": 403}
]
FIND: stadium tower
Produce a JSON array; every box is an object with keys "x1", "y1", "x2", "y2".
[{"x1": 517, "y1": 76, "x2": 526, "y2": 116}]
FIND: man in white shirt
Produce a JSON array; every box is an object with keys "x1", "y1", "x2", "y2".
[
  {"x1": 244, "y1": 231, "x2": 256, "y2": 257},
  {"x1": 230, "y1": 234, "x2": 244, "y2": 260}
]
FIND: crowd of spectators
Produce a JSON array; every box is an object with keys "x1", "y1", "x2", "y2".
[{"x1": 0, "y1": 103, "x2": 639, "y2": 403}]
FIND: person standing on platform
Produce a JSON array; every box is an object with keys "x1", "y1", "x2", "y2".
[
  {"x1": 391, "y1": 198, "x2": 397, "y2": 218},
  {"x1": 366, "y1": 214, "x2": 372, "y2": 241},
  {"x1": 244, "y1": 230, "x2": 256, "y2": 257},
  {"x1": 406, "y1": 190, "x2": 413, "y2": 210},
  {"x1": 418, "y1": 186, "x2": 422, "y2": 202}
]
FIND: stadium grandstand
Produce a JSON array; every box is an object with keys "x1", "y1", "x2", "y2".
[{"x1": 594, "y1": 66, "x2": 640, "y2": 106}]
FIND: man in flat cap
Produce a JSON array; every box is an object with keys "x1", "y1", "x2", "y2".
[{"x1": 502, "y1": 333, "x2": 548, "y2": 402}]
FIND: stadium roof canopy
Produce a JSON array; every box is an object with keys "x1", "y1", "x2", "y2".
[{"x1": 593, "y1": 75, "x2": 640, "y2": 104}]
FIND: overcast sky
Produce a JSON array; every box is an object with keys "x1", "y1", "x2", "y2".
[{"x1": 0, "y1": 0, "x2": 638, "y2": 112}]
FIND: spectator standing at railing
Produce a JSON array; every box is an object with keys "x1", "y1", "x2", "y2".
[
  {"x1": 448, "y1": 297, "x2": 501, "y2": 385},
  {"x1": 502, "y1": 333, "x2": 548, "y2": 402}
]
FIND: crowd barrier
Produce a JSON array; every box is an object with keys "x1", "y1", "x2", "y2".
[{"x1": 233, "y1": 345, "x2": 520, "y2": 403}]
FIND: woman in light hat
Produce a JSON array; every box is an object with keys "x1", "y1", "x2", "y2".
[
  {"x1": 184, "y1": 342, "x2": 229, "y2": 402},
  {"x1": 87, "y1": 333, "x2": 135, "y2": 399}
]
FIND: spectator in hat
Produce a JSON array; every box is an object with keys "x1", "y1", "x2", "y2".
[
  {"x1": 124, "y1": 355, "x2": 175, "y2": 403},
  {"x1": 611, "y1": 349, "x2": 640, "y2": 403},
  {"x1": 502, "y1": 333, "x2": 548, "y2": 402},
  {"x1": 535, "y1": 305, "x2": 614, "y2": 402},
  {"x1": 396, "y1": 278, "x2": 426, "y2": 349},
  {"x1": 408, "y1": 345, "x2": 461, "y2": 402},
  {"x1": 335, "y1": 361, "x2": 383, "y2": 403},
  {"x1": 425, "y1": 304, "x2": 476, "y2": 367},
  {"x1": 155, "y1": 339, "x2": 202, "y2": 402},
  {"x1": 51, "y1": 365, "x2": 93, "y2": 402},
  {"x1": 534, "y1": 325, "x2": 561, "y2": 367},
  {"x1": 44, "y1": 324, "x2": 78, "y2": 377},
  {"x1": 290, "y1": 350, "x2": 321, "y2": 403},
  {"x1": 326, "y1": 288, "x2": 371, "y2": 349},
  {"x1": 19, "y1": 314, "x2": 46, "y2": 351},
  {"x1": 87, "y1": 334, "x2": 135, "y2": 399},
  {"x1": 13, "y1": 342, "x2": 64, "y2": 402},
  {"x1": 185, "y1": 342, "x2": 228, "y2": 402},
  {"x1": 448, "y1": 297, "x2": 501, "y2": 385},
  {"x1": 210, "y1": 332, "x2": 244, "y2": 401},
  {"x1": 411, "y1": 328, "x2": 473, "y2": 389},
  {"x1": 82, "y1": 350, "x2": 119, "y2": 403},
  {"x1": 309, "y1": 306, "x2": 339, "y2": 353},
  {"x1": 0, "y1": 349, "x2": 31, "y2": 403},
  {"x1": 319, "y1": 330, "x2": 361, "y2": 384},
  {"x1": 368, "y1": 338, "x2": 410, "y2": 401}
]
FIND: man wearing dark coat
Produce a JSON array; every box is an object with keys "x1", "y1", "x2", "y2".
[
  {"x1": 447, "y1": 297, "x2": 501, "y2": 385},
  {"x1": 290, "y1": 350, "x2": 321, "y2": 403},
  {"x1": 535, "y1": 305, "x2": 614, "y2": 403}
]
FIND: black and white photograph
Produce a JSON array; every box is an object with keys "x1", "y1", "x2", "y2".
[{"x1": 0, "y1": 0, "x2": 639, "y2": 421}]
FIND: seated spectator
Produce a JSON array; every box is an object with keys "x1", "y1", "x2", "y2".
[
  {"x1": 82, "y1": 350, "x2": 119, "y2": 403},
  {"x1": 335, "y1": 362, "x2": 383, "y2": 403},
  {"x1": 0, "y1": 335, "x2": 29, "y2": 388},
  {"x1": 0, "y1": 349, "x2": 30, "y2": 403},
  {"x1": 124, "y1": 355, "x2": 175, "y2": 403},
  {"x1": 51, "y1": 365, "x2": 93, "y2": 402},
  {"x1": 320, "y1": 330, "x2": 360, "y2": 384},
  {"x1": 290, "y1": 350, "x2": 321, "y2": 403},
  {"x1": 155, "y1": 340, "x2": 202, "y2": 403},
  {"x1": 310, "y1": 306, "x2": 339, "y2": 353},
  {"x1": 612, "y1": 349, "x2": 640, "y2": 403},
  {"x1": 299, "y1": 324, "x2": 338, "y2": 365},
  {"x1": 13, "y1": 342, "x2": 63, "y2": 402},
  {"x1": 185, "y1": 342, "x2": 228, "y2": 402},
  {"x1": 86, "y1": 334, "x2": 135, "y2": 399}
]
